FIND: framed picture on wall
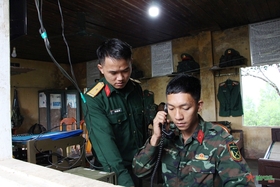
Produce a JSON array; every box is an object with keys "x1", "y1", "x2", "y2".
[
  {"x1": 249, "y1": 18, "x2": 280, "y2": 66},
  {"x1": 151, "y1": 41, "x2": 173, "y2": 77}
]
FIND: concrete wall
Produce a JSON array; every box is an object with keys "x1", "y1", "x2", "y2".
[
  {"x1": 10, "y1": 25, "x2": 272, "y2": 159},
  {"x1": 1, "y1": 0, "x2": 12, "y2": 160}
]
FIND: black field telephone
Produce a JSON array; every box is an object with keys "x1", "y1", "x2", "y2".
[
  {"x1": 161, "y1": 105, "x2": 174, "y2": 139},
  {"x1": 150, "y1": 105, "x2": 174, "y2": 187}
]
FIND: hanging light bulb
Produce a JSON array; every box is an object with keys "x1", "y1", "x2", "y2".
[
  {"x1": 11, "y1": 47, "x2": 17, "y2": 58},
  {"x1": 148, "y1": 5, "x2": 160, "y2": 17}
]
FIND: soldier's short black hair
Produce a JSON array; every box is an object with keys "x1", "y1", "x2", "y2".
[
  {"x1": 96, "y1": 38, "x2": 132, "y2": 64},
  {"x1": 166, "y1": 74, "x2": 201, "y2": 102}
]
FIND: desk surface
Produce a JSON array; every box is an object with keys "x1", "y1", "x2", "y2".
[{"x1": 12, "y1": 130, "x2": 83, "y2": 143}]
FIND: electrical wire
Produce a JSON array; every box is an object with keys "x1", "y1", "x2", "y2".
[
  {"x1": 34, "y1": 0, "x2": 86, "y2": 103},
  {"x1": 34, "y1": 0, "x2": 108, "y2": 172},
  {"x1": 46, "y1": 143, "x2": 85, "y2": 170},
  {"x1": 84, "y1": 151, "x2": 103, "y2": 170},
  {"x1": 57, "y1": 0, "x2": 79, "y2": 92}
]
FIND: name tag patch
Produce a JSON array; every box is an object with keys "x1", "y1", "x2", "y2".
[{"x1": 110, "y1": 108, "x2": 122, "y2": 115}]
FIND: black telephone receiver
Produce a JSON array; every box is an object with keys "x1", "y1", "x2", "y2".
[
  {"x1": 151, "y1": 104, "x2": 174, "y2": 187},
  {"x1": 161, "y1": 104, "x2": 174, "y2": 139}
]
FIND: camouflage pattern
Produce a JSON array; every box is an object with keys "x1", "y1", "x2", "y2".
[{"x1": 133, "y1": 117, "x2": 256, "y2": 187}]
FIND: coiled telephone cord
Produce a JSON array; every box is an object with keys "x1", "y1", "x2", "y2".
[{"x1": 150, "y1": 133, "x2": 165, "y2": 187}]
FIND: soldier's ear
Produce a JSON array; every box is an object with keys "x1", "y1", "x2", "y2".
[
  {"x1": 198, "y1": 100, "x2": 203, "y2": 112},
  {"x1": 97, "y1": 64, "x2": 104, "y2": 74}
]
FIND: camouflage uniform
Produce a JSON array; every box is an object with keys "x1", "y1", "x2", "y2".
[{"x1": 133, "y1": 116, "x2": 256, "y2": 187}]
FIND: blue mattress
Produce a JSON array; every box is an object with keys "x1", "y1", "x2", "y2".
[{"x1": 12, "y1": 129, "x2": 83, "y2": 143}]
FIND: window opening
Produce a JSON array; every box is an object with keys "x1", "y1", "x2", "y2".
[{"x1": 241, "y1": 64, "x2": 280, "y2": 126}]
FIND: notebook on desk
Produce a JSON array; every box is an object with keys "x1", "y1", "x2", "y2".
[{"x1": 12, "y1": 130, "x2": 83, "y2": 143}]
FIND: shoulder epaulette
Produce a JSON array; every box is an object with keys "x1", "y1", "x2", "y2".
[
  {"x1": 212, "y1": 124, "x2": 231, "y2": 138},
  {"x1": 130, "y1": 78, "x2": 141, "y2": 84},
  {"x1": 219, "y1": 82, "x2": 225, "y2": 87},
  {"x1": 233, "y1": 81, "x2": 239, "y2": 85},
  {"x1": 86, "y1": 82, "x2": 104, "y2": 98}
]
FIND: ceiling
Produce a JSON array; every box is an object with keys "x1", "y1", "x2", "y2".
[{"x1": 10, "y1": 0, "x2": 280, "y2": 64}]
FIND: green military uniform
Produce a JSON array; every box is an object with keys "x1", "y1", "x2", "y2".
[
  {"x1": 217, "y1": 79, "x2": 243, "y2": 117},
  {"x1": 82, "y1": 77, "x2": 144, "y2": 187},
  {"x1": 133, "y1": 116, "x2": 255, "y2": 187}
]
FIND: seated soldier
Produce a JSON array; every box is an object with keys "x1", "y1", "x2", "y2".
[{"x1": 132, "y1": 74, "x2": 255, "y2": 187}]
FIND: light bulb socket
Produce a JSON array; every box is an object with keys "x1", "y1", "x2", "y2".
[{"x1": 11, "y1": 47, "x2": 17, "y2": 58}]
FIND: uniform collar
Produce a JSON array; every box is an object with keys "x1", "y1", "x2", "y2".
[
  {"x1": 179, "y1": 115, "x2": 205, "y2": 145},
  {"x1": 192, "y1": 115, "x2": 205, "y2": 145},
  {"x1": 101, "y1": 78, "x2": 135, "y2": 97}
]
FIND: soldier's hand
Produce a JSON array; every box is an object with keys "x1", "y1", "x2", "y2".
[{"x1": 150, "y1": 111, "x2": 167, "y2": 146}]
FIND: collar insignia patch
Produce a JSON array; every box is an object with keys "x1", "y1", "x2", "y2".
[
  {"x1": 195, "y1": 153, "x2": 209, "y2": 160},
  {"x1": 104, "y1": 84, "x2": 111, "y2": 97},
  {"x1": 197, "y1": 129, "x2": 204, "y2": 145},
  {"x1": 227, "y1": 142, "x2": 242, "y2": 162}
]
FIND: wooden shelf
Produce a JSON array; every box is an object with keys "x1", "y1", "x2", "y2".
[
  {"x1": 139, "y1": 77, "x2": 154, "y2": 81},
  {"x1": 167, "y1": 70, "x2": 200, "y2": 77},
  {"x1": 209, "y1": 65, "x2": 246, "y2": 71},
  {"x1": 11, "y1": 66, "x2": 35, "y2": 76},
  {"x1": 209, "y1": 65, "x2": 246, "y2": 77}
]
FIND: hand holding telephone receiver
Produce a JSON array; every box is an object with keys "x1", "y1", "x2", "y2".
[
  {"x1": 161, "y1": 105, "x2": 174, "y2": 139},
  {"x1": 151, "y1": 104, "x2": 174, "y2": 187}
]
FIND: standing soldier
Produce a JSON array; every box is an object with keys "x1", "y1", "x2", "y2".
[{"x1": 82, "y1": 38, "x2": 144, "y2": 187}]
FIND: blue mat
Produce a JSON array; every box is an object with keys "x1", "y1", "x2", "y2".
[{"x1": 12, "y1": 130, "x2": 83, "y2": 143}]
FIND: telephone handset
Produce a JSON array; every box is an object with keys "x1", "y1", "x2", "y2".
[
  {"x1": 150, "y1": 105, "x2": 174, "y2": 187},
  {"x1": 161, "y1": 105, "x2": 174, "y2": 139}
]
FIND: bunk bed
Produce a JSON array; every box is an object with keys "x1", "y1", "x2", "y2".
[{"x1": 258, "y1": 128, "x2": 280, "y2": 187}]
